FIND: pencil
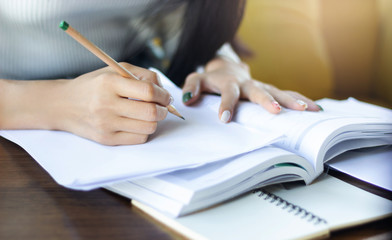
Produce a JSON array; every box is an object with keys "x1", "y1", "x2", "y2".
[{"x1": 59, "y1": 21, "x2": 184, "y2": 120}]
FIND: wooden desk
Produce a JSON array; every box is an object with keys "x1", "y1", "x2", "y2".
[{"x1": 1, "y1": 137, "x2": 391, "y2": 240}]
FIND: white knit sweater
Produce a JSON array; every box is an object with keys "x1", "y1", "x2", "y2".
[{"x1": 0, "y1": 0, "x2": 184, "y2": 80}]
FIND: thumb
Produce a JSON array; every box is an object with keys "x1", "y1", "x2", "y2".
[{"x1": 182, "y1": 72, "x2": 202, "y2": 106}]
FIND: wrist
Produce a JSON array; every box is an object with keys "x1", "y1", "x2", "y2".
[
  {"x1": 0, "y1": 79, "x2": 70, "y2": 130},
  {"x1": 215, "y1": 43, "x2": 241, "y2": 64}
]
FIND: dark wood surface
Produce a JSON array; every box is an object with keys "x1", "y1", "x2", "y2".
[{"x1": 1, "y1": 137, "x2": 391, "y2": 240}]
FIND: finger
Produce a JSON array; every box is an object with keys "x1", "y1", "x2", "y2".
[
  {"x1": 242, "y1": 82, "x2": 282, "y2": 114},
  {"x1": 262, "y1": 85, "x2": 308, "y2": 111},
  {"x1": 118, "y1": 63, "x2": 173, "y2": 106},
  {"x1": 219, "y1": 84, "x2": 240, "y2": 123},
  {"x1": 99, "y1": 131, "x2": 149, "y2": 146},
  {"x1": 285, "y1": 91, "x2": 321, "y2": 111},
  {"x1": 116, "y1": 98, "x2": 168, "y2": 121},
  {"x1": 113, "y1": 77, "x2": 172, "y2": 106},
  {"x1": 114, "y1": 117, "x2": 159, "y2": 135},
  {"x1": 119, "y1": 62, "x2": 162, "y2": 86},
  {"x1": 182, "y1": 72, "x2": 202, "y2": 106}
]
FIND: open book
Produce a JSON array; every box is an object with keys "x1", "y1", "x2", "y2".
[{"x1": 106, "y1": 71, "x2": 392, "y2": 217}]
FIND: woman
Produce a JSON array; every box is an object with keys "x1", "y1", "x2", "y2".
[{"x1": 0, "y1": 0, "x2": 320, "y2": 145}]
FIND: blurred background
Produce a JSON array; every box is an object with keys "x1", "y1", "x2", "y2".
[{"x1": 237, "y1": 0, "x2": 392, "y2": 108}]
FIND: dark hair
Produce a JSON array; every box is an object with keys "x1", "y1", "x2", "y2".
[{"x1": 167, "y1": 0, "x2": 246, "y2": 86}]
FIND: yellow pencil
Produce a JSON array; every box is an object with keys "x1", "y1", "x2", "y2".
[{"x1": 59, "y1": 21, "x2": 184, "y2": 120}]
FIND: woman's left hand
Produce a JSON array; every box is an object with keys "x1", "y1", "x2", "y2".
[{"x1": 181, "y1": 57, "x2": 321, "y2": 123}]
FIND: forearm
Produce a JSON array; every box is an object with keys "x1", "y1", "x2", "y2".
[
  {"x1": 0, "y1": 63, "x2": 172, "y2": 145},
  {"x1": 0, "y1": 78, "x2": 69, "y2": 130}
]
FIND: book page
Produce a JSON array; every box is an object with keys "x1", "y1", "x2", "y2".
[
  {"x1": 129, "y1": 146, "x2": 314, "y2": 204},
  {"x1": 108, "y1": 165, "x2": 310, "y2": 217},
  {"x1": 229, "y1": 98, "x2": 392, "y2": 175},
  {"x1": 317, "y1": 97, "x2": 392, "y2": 120}
]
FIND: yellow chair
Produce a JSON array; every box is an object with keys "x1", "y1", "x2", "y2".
[
  {"x1": 238, "y1": 0, "x2": 392, "y2": 107},
  {"x1": 375, "y1": 0, "x2": 392, "y2": 106}
]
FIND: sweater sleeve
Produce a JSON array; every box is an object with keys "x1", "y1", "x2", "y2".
[{"x1": 216, "y1": 43, "x2": 241, "y2": 64}]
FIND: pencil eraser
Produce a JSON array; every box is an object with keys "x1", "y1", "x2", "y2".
[{"x1": 59, "y1": 21, "x2": 69, "y2": 31}]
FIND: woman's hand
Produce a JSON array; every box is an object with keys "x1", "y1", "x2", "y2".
[
  {"x1": 181, "y1": 58, "x2": 321, "y2": 123},
  {"x1": 0, "y1": 63, "x2": 171, "y2": 145}
]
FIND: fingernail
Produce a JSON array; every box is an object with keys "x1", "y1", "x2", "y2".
[
  {"x1": 272, "y1": 101, "x2": 281, "y2": 111},
  {"x1": 169, "y1": 96, "x2": 174, "y2": 105},
  {"x1": 220, "y1": 110, "x2": 231, "y2": 123},
  {"x1": 317, "y1": 104, "x2": 324, "y2": 112},
  {"x1": 156, "y1": 74, "x2": 163, "y2": 87},
  {"x1": 296, "y1": 99, "x2": 308, "y2": 109},
  {"x1": 182, "y1": 92, "x2": 193, "y2": 103}
]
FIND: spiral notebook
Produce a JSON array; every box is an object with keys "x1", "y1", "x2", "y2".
[{"x1": 132, "y1": 175, "x2": 392, "y2": 240}]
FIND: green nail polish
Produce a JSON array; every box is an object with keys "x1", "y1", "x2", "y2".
[
  {"x1": 182, "y1": 92, "x2": 193, "y2": 103},
  {"x1": 317, "y1": 104, "x2": 324, "y2": 111}
]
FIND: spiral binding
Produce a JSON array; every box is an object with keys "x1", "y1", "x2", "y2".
[{"x1": 253, "y1": 189, "x2": 328, "y2": 225}]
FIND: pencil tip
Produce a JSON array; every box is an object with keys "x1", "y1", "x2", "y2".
[
  {"x1": 59, "y1": 21, "x2": 69, "y2": 31},
  {"x1": 167, "y1": 104, "x2": 184, "y2": 120}
]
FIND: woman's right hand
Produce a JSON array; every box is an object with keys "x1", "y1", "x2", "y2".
[
  {"x1": 0, "y1": 63, "x2": 171, "y2": 145},
  {"x1": 60, "y1": 63, "x2": 172, "y2": 145}
]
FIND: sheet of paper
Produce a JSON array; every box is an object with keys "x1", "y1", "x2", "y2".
[
  {"x1": 316, "y1": 97, "x2": 392, "y2": 120},
  {"x1": 326, "y1": 146, "x2": 392, "y2": 192},
  {"x1": 0, "y1": 69, "x2": 282, "y2": 190}
]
